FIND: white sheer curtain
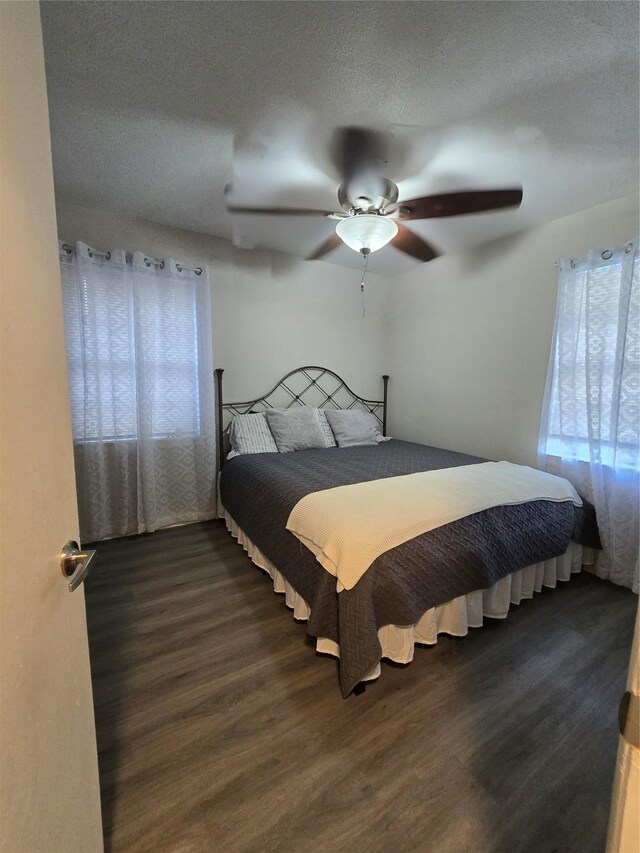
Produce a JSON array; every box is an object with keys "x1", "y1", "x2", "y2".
[
  {"x1": 60, "y1": 242, "x2": 216, "y2": 542},
  {"x1": 538, "y1": 239, "x2": 639, "y2": 593}
]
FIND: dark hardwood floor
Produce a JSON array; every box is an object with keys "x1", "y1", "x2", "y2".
[{"x1": 84, "y1": 520, "x2": 637, "y2": 853}]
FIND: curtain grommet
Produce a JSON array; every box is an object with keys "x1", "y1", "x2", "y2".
[
  {"x1": 625, "y1": 243, "x2": 633, "y2": 254},
  {"x1": 176, "y1": 264, "x2": 183, "y2": 272},
  {"x1": 160, "y1": 261, "x2": 165, "y2": 270},
  {"x1": 144, "y1": 258, "x2": 151, "y2": 267},
  {"x1": 570, "y1": 259, "x2": 576, "y2": 269},
  {"x1": 601, "y1": 249, "x2": 613, "y2": 260},
  {"x1": 195, "y1": 267, "x2": 202, "y2": 276},
  {"x1": 88, "y1": 249, "x2": 93, "y2": 258},
  {"x1": 105, "y1": 251, "x2": 111, "y2": 261}
]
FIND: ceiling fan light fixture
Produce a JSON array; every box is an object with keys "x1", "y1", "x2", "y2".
[{"x1": 335, "y1": 214, "x2": 398, "y2": 254}]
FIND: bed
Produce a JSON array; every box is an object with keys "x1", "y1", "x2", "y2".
[{"x1": 215, "y1": 366, "x2": 599, "y2": 696}]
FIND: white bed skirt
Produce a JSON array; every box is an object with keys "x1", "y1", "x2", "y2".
[{"x1": 223, "y1": 510, "x2": 584, "y2": 682}]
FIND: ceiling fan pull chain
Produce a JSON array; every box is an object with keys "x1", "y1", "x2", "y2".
[{"x1": 360, "y1": 248, "x2": 369, "y2": 318}]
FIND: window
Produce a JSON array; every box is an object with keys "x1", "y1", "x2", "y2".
[
  {"x1": 60, "y1": 247, "x2": 207, "y2": 442},
  {"x1": 59, "y1": 242, "x2": 216, "y2": 541},
  {"x1": 541, "y1": 245, "x2": 639, "y2": 470},
  {"x1": 539, "y1": 240, "x2": 639, "y2": 592}
]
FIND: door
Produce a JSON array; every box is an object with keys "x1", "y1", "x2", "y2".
[
  {"x1": 606, "y1": 601, "x2": 640, "y2": 853},
  {"x1": 0, "y1": 4, "x2": 103, "y2": 852}
]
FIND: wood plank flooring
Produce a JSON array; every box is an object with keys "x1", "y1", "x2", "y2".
[{"x1": 84, "y1": 520, "x2": 637, "y2": 853}]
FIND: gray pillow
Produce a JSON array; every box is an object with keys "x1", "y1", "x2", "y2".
[
  {"x1": 324, "y1": 409, "x2": 381, "y2": 448},
  {"x1": 227, "y1": 412, "x2": 278, "y2": 459},
  {"x1": 272, "y1": 408, "x2": 336, "y2": 448},
  {"x1": 265, "y1": 408, "x2": 327, "y2": 453},
  {"x1": 315, "y1": 409, "x2": 337, "y2": 448}
]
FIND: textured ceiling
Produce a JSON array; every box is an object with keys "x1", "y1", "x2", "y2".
[{"x1": 41, "y1": 1, "x2": 639, "y2": 273}]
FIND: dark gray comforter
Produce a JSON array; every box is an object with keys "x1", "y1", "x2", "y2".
[{"x1": 219, "y1": 440, "x2": 598, "y2": 696}]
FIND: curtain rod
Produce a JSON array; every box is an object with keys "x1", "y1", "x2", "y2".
[{"x1": 60, "y1": 243, "x2": 203, "y2": 275}]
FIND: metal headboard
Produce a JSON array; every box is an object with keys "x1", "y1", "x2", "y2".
[{"x1": 214, "y1": 366, "x2": 389, "y2": 470}]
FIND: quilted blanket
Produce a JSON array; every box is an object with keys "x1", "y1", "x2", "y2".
[{"x1": 286, "y1": 461, "x2": 582, "y2": 591}]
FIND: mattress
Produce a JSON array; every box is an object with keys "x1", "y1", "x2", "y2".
[{"x1": 219, "y1": 439, "x2": 598, "y2": 696}]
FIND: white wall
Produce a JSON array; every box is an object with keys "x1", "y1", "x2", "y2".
[
  {"x1": 56, "y1": 201, "x2": 391, "y2": 404},
  {"x1": 57, "y1": 194, "x2": 639, "y2": 464},
  {"x1": 386, "y1": 194, "x2": 639, "y2": 466}
]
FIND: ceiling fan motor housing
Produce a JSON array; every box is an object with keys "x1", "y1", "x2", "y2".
[{"x1": 339, "y1": 178, "x2": 400, "y2": 214}]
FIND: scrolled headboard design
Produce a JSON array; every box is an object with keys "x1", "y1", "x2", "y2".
[{"x1": 214, "y1": 365, "x2": 389, "y2": 470}]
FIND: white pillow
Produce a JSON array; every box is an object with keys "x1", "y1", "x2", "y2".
[{"x1": 227, "y1": 412, "x2": 278, "y2": 459}]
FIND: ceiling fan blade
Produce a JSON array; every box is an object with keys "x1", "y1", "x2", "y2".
[
  {"x1": 228, "y1": 206, "x2": 335, "y2": 217},
  {"x1": 332, "y1": 127, "x2": 387, "y2": 184},
  {"x1": 332, "y1": 127, "x2": 381, "y2": 183},
  {"x1": 399, "y1": 188, "x2": 523, "y2": 220},
  {"x1": 306, "y1": 231, "x2": 343, "y2": 261},
  {"x1": 391, "y1": 223, "x2": 440, "y2": 262}
]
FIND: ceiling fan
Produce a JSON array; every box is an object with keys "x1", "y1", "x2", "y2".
[{"x1": 227, "y1": 127, "x2": 523, "y2": 263}]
